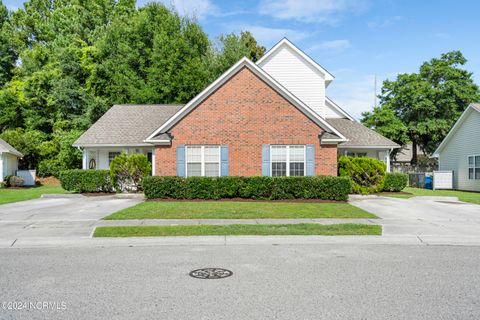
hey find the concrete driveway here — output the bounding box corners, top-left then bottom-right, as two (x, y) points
(351, 196), (480, 242)
(0, 195), (142, 245)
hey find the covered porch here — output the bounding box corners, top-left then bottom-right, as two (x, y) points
(338, 147), (393, 172)
(81, 146), (155, 175)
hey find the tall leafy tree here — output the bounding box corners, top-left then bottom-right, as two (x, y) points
(207, 31), (266, 79)
(0, 0), (265, 173)
(89, 3), (211, 104)
(362, 51), (479, 163)
(0, 1), (17, 86)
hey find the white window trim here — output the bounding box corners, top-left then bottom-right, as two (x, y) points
(108, 151), (121, 165)
(185, 145), (221, 177)
(467, 154), (480, 180)
(270, 145), (306, 177)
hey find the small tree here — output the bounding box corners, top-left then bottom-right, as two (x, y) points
(110, 153), (151, 192)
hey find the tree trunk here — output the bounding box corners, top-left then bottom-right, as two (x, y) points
(411, 140), (418, 165)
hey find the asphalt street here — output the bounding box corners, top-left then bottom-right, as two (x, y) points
(1, 244), (480, 320)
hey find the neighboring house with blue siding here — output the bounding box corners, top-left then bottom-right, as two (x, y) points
(73, 39), (398, 177)
(433, 103), (480, 191)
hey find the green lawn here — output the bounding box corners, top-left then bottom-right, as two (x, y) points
(104, 201), (377, 220)
(94, 223), (382, 237)
(0, 185), (67, 205)
(385, 187), (480, 205)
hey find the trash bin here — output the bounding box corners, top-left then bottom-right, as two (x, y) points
(425, 175), (433, 190)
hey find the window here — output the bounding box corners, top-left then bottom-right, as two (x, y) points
(346, 151), (367, 158)
(186, 146), (220, 177)
(271, 145), (305, 177)
(108, 152), (121, 164)
(468, 155), (480, 180)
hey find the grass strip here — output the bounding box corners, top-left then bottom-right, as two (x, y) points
(104, 201), (377, 220)
(385, 187), (480, 205)
(0, 186), (67, 205)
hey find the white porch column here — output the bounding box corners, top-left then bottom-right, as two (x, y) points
(151, 149), (156, 176)
(386, 149), (391, 172)
(82, 149), (88, 169)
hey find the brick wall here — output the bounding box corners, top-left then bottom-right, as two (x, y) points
(155, 66), (338, 176)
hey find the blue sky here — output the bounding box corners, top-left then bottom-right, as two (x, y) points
(4, 0), (480, 119)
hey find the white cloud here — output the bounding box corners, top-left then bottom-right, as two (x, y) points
(162, 0), (220, 19)
(367, 16), (403, 29)
(259, 0), (369, 24)
(308, 39), (350, 53)
(327, 74), (383, 120)
(228, 25), (310, 48)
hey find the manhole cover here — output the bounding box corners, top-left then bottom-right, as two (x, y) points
(189, 268), (233, 279)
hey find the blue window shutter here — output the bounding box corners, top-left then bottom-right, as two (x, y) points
(220, 145), (229, 176)
(176, 145), (185, 177)
(306, 144), (315, 176)
(262, 144), (270, 176)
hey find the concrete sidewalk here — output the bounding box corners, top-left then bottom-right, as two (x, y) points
(6, 233), (480, 249)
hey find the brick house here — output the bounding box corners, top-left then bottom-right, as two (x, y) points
(74, 39), (399, 177)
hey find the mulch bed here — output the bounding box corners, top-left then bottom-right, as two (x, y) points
(146, 198), (344, 203)
(37, 176), (61, 186)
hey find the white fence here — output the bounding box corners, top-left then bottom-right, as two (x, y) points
(433, 170), (453, 190)
(16, 170), (36, 186)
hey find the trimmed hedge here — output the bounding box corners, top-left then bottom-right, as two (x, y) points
(383, 172), (408, 192)
(142, 176), (352, 201)
(59, 169), (114, 193)
(338, 156), (386, 194)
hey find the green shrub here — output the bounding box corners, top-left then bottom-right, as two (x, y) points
(9, 175), (24, 187)
(37, 159), (63, 178)
(383, 172), (408, 192)
(338, 156), (386, 194)
(110, 153), (151, 192)
(3, 175), (13, 187)
(59, 169), (113, 193)
(4, 175), (24, 187)
(142, 176), (351, 201)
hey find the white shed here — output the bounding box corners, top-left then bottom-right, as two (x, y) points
(0, 138), (23, 182)
(433, 103), (480, 191)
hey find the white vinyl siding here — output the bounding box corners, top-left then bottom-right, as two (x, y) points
(186, 146), (220, 177)
(438, 109), (480, 191)
(270, 145), (305, 177)
(0, 153), (19, 181)
(324, 98), (348, 119)
(467, 155), (480, 180)
(259, 45), (328, 118)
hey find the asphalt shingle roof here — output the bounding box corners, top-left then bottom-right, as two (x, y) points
(0, 138), (23, 157)
(73, 105), (183, 146)
(326, 118), (399, 148)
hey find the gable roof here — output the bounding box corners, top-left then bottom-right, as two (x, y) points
(326, 118), (400, 148)
(433, 103), (480, 157)
(145, 57), (347, 142)
(256, 38), (335, 83)
(0, 138), (23, 157)
(325, 97), (356, 121)
(73, 104), (183, 147)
